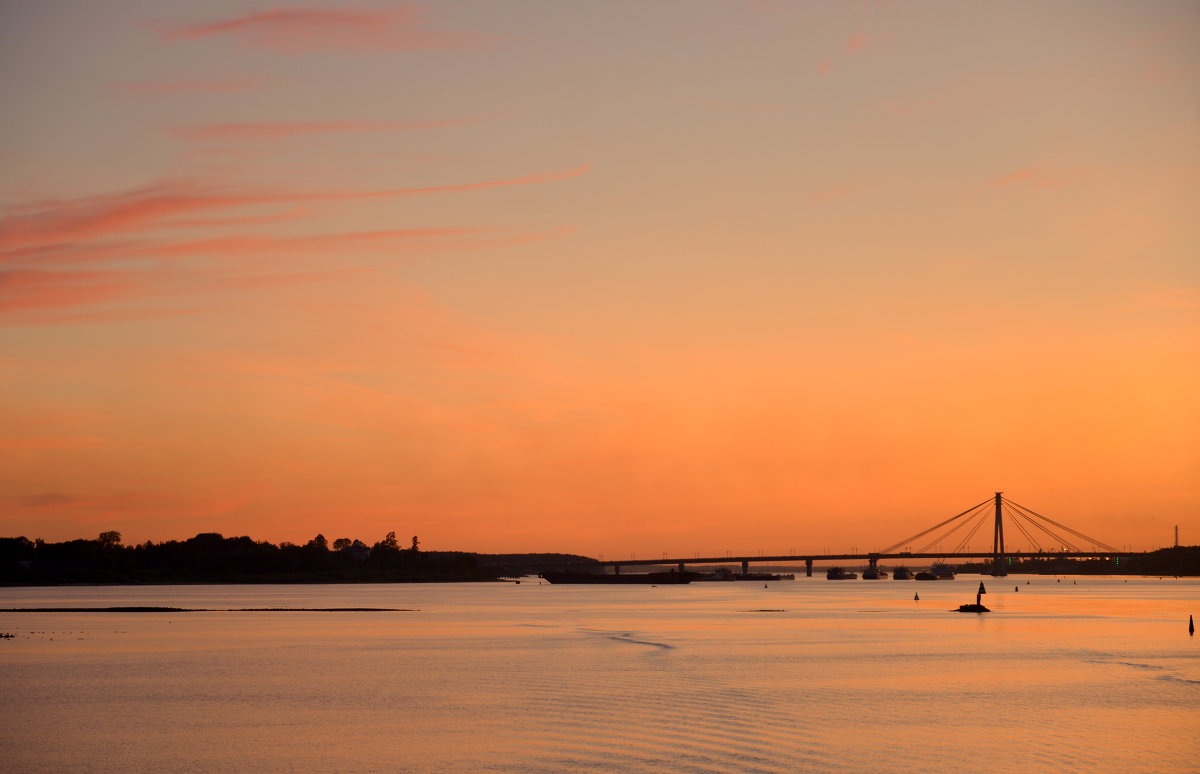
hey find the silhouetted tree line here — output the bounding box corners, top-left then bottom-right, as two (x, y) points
(1005, 546), (1198, 576)
(0, 531), (590, 585)
(946, 546), (1199, 577)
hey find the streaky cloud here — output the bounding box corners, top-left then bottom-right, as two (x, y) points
(160, 5), (484, 52)
(0, 164), (588, 256)
(148, 227), (498, 258)
(174, 117), (478, 142)
(991, 165), (1095, 189)
(113, 77), (265, 96)
(0, 225), (574, 324)
(162, 207), (313, 228)
(1, 268), (136, 312)
(844, 32), (870, 53)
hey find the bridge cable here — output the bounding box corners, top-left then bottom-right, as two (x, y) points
(912, 501), (988, 554)
(1003, 502), (1046, 551)
(1004, 503), (1044, 552)
(931, 506), (986, 553)
(952, 509), (990, 553)
(1010, 508), (1082, 552)
(1002, 497), (1119, 553)
(878, 496), (993, 554)
(1003, 499), (1104, 552)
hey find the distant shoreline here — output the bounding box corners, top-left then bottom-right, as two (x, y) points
(1, 606), (416, 612)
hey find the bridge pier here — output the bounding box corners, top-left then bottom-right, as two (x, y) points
(741, 559), (749, 575)
(805, 558), (813, 577)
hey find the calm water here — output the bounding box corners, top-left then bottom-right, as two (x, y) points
(2, 576), (1196, 773)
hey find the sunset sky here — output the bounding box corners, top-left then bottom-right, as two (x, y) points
(2, 1), (1197, 556)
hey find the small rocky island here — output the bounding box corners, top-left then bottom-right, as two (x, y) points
(957, 581), (991, 613)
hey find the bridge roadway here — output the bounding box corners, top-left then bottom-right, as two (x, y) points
(601, 551), (1134, 577)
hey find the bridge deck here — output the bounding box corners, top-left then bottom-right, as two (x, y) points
(603, 551), (1133, 569)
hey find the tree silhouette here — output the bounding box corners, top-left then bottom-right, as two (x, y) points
(98, 530), (122, 548)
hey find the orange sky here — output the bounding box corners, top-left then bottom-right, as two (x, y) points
(1, 2), (1197, 556)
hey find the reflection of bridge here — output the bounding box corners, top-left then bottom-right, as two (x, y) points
(604, 493), (1136, 578)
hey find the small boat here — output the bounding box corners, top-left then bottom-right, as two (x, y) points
(914, 571), (938, 581)
(693, 568), (736, 581)
(735, 572), (784, 581)
(892, 567), (915, 580)
(861, 568), (889, 580)
(540, 570), (695, 584)
(826, 567), (857, 580)
(931, 564), (956, 580)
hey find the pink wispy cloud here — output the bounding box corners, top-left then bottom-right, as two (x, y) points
(0, 268), (171, 317)
(113, 77), (265, 97)
(818, 30), (876, 76)
(162, 207), (313, 229)
(991, 165), (1095, 189)
(992, 168), (1046, 187)
(174, 117), (477, 142)
(148, 227), (496, 259)
(0, 186), (271, 254)
(160, 5), (483, 52)
(0, 163), (586, 323)
(1, 226), (577, 325)
(0, 261), (388, 325)
(0, 164), (589, 256)
(1, 259), (374, 323)
(844, 32), (870, 52)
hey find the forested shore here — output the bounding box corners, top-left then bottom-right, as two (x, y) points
(0, 531), (597, 585)
(975, 546), (1199, 577)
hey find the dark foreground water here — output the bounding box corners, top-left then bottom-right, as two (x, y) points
(2, 576), (1196, 773)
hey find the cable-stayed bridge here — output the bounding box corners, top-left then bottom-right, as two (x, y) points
(598, 493), (1133, 577)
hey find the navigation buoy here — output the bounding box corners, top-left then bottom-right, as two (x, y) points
(1014, 586), (1019, 592)
(956, 580), (991, 612)
(1190, 615), (1194, 636)
(914, 593), (919, 601)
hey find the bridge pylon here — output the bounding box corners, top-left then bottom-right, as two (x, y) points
(992, 491), (1007, 576)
